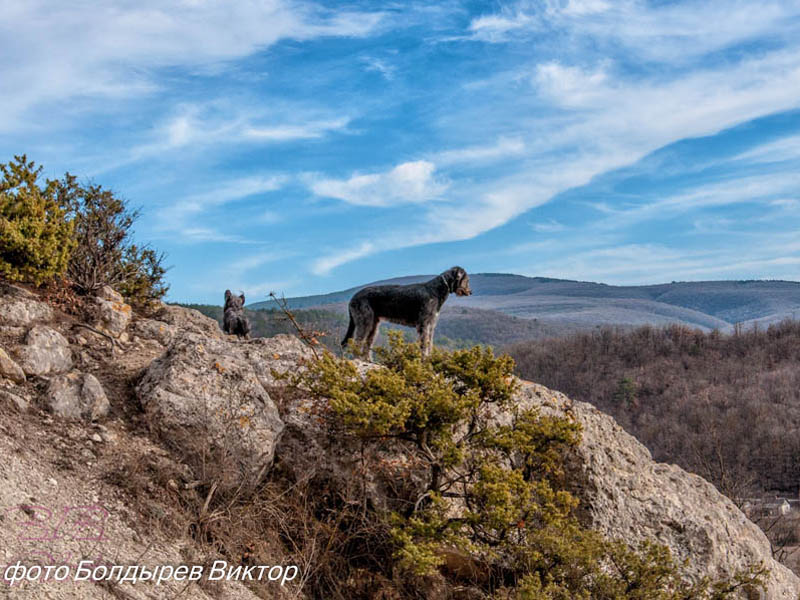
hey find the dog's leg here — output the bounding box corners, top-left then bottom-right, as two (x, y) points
(352, 302), (374, 358)
(364, 319), (380, 361)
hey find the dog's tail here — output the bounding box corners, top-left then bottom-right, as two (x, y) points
(342, 311), (355, 348)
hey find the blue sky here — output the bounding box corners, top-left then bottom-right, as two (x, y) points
(2, 0), (800, 304)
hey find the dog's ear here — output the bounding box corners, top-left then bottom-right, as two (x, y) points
(239, 293), (245, 304)
(225, 290), (232, 300)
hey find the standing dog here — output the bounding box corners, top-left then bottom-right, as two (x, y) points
(342, 266), (472, 357)
(223, 290), (251, 338)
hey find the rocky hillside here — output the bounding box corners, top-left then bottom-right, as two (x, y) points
(0, 281), (798, 598)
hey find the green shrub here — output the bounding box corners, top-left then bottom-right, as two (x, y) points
(293, 333), (767, 598)
(0, 155), (75, 285)
(59, 174), (169, 307)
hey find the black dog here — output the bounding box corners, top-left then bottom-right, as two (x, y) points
(223, 290), (251, 338)
(342, 266), (472, 357)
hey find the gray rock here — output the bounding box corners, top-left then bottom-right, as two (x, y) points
(0, 387), (30, 412)
(94, 295), (132, 337)
(17, 326), (72, 376)
(0, 347), (25, 384)
(97, 285), (124, 304)
(45, 371), (110, 420)
(274, 368), (800, 599)
(153, 303), (223, 339)
(0, 283), (53, 326)
(136, 331), (285, 491)
(130, 318), (178, 346)
(517, 382), (800, 599)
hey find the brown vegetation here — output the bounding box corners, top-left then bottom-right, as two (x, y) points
(507, 320), (800, 502)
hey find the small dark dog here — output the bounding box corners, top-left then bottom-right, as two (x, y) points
(342, 266), (472, 357)
(223, 290), (251, 338)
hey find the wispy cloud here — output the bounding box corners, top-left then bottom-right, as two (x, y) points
(434, 137), (526, 166)
(0, 1), (383, 132)
(311, 161), (448, 207)
(312, 242), (376, 275)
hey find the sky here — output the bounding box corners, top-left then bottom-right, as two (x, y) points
(2, 0), (800, 304)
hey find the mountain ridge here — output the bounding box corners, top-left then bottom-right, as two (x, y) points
(247, 274), (800, 332)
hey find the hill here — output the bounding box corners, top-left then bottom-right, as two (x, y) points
(0, 281), (797, 598)
(244, 274), (800, 344)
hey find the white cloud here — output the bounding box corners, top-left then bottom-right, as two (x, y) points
(312, 242), (375, 275)
(0, 0), (383, 132)
(152, 175), (286, 244)
(434, 136), (526, 166)
(468, 12), (538, 42)
(311, 161), (448, 207)
(243, 118), (351, 141)
(734, 134), (800, 164)
(531, 219), (565, 233)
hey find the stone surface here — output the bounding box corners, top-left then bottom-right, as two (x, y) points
(94, 287), (132, 337)
(0, 386), (30, 412)
(97, 284), (124, 303)
(16, 325), (72, 376)
(0, 283), (53, 326)
(45, 371), (110, 420)
(0, 346), (25, 383)
(136, 331), (286, 490)
(517, 382), (800, 600)
(153, 303), (223, 338)
(130, 318), (178, 346)
(273, 367), (800, 599)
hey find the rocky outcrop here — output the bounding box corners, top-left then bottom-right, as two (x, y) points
(152, 302), (223, 339)
(514, 381), (800, 599)
(16, 325), (72, 376)
(272, 357), (800, 599)
(0, 282), (53, 326)
(94, 285), (132, 338)
(0, 385), (30, 412)
(136, 331), (287, 491)
(131, 317), (178, 346)
(0, 346), (25, 383)
(45, 371), (110, 420)
(0, 280), (797, 598)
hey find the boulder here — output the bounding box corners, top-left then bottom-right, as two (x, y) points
(94, 294), (132, 338)
(97, 285), (124, 303)
(0, 282), (53, 326)
(0, 346), (25, 384)
(16, 326), (72, 376)
(136, 331), (285, 491)
(130, 318), (178, 346)
(519, 382), (799, 599)
(153, 303), (223, 339)
(0, 386), (30, 412)
(45, 371), (110, 420)
(274, 372), (800, 599)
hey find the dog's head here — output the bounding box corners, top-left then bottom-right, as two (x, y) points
(224, 289), (245, 311)
(445, 266), (472, 297)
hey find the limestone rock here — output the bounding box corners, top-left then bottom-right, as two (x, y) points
(97, 285), (124, 303)
(95, 297), (132, 337)
(0, 347), (25, 383)
(517, 382), (800, 599)
(273, 370), (800, 599)
(0, 282), (53, 326)
(0, 386), (30, 412)
(17, 325), (72, 376)
(45, 371), (110, 420)
(153, 303), (223, 339)
(136, 331), (284, 491)
(130, 318), (178, 346)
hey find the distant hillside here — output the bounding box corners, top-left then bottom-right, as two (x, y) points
(183, 302), (574, 350)
(247, 274), (800, 334)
